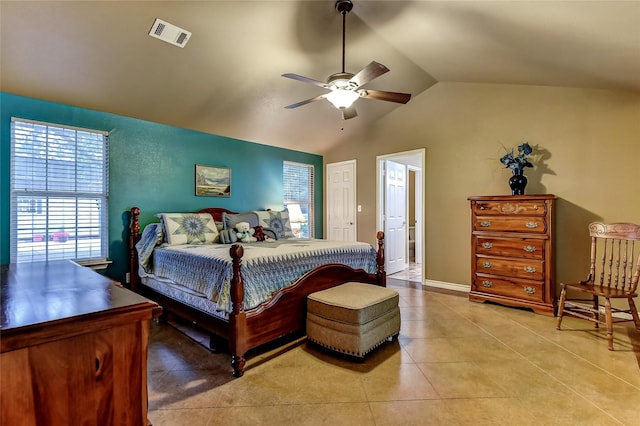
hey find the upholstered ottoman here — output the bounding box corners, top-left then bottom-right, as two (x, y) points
(306, 282), (401, 358)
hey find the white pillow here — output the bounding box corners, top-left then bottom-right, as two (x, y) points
(156, 213), (219, 245)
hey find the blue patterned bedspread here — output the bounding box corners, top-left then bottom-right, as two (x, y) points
(136, 224), (377, 313)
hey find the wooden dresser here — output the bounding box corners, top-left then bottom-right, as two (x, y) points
(468, 195), (556, 316)
(1, 260), (161, 426)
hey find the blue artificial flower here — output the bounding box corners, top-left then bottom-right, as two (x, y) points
(500, 141), (534, 171)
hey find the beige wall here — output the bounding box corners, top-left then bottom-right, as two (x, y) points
(323, 82), (640, 289)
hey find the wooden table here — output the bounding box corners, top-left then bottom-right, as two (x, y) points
(1, 260), (161, 426)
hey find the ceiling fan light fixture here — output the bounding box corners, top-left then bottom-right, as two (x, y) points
(325, 89), (360, 110)
(327, 73), (356, 89)
(282, 0), (411, 119)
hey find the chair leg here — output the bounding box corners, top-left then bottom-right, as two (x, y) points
(629, 298), (640, 330)
(604, 298), (614, 351)
(592, 294), (600, 328)
(556, 286), (567, 329)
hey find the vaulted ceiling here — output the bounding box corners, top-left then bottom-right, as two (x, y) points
(2, 1), (639, 154)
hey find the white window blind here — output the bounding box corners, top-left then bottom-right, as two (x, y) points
(10, 118), (109, 263)
(283, 161), (314, 238)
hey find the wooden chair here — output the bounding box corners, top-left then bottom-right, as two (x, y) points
(556, 222), (640, 350)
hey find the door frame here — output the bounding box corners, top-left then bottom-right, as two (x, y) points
(376, 149), (425, 281)
(408, 165), (423, 264)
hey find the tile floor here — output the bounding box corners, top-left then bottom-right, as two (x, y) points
(388, 262), (422, 283)
(147, 278), (640, 426)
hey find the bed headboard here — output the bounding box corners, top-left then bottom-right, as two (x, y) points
(194, 207), (238, 223)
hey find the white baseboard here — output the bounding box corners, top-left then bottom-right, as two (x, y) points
(423, 279), (469, 293)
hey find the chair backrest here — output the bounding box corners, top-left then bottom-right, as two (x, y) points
(588, 222), (640, 294)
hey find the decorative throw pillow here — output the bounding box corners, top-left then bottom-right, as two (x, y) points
(254, 210), (294, 239)
(218, 229), (238, 244)
(157, 213), (218, 245)
(279, 209), (295, 239)
(222, 211), (259, 230)
(252, 210), (272, 228)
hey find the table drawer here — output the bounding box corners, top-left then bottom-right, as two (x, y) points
(476, 257), (544, 280)
(474, 216), (547, 233)
(474, 275), (544, 302)
(473, 200), (547, 216)
(476, 237), (544, 259)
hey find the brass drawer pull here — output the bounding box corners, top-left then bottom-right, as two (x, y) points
(482, 242), (493, 249)
(524, 287), (536, 295)
(524, 266), (536, 273)
(482, 280), (493, 288)
(482, 261), (492, 268)
(525, 222), (538, 228)
(480, 221), (491, 227)
(523, 245), (536, 253)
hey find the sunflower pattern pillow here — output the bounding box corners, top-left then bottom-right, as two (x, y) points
(157, 213), (219, 245)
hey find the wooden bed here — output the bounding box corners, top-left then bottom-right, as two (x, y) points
(128, 207), (386, 377)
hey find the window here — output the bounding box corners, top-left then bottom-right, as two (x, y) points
(10, 118), (109, 264)
(283, 161), (314, 238)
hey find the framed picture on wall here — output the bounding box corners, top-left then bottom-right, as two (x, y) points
(195, 164), (231, 197)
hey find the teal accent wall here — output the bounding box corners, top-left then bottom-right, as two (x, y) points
(0, 93), (324, 283)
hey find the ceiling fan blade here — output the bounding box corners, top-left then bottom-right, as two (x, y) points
(282, 73), (329, 88)
(359, 89), (411, 104)
(284, 95), (326, 109)
(341, 107), (358, 120)
(349, 61), (389, 88)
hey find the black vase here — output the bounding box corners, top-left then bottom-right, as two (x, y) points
(509, 168), (527, 195)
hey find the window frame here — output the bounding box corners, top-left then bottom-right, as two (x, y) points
(9, 117), (110, 265)
(283, 161), (314, 239)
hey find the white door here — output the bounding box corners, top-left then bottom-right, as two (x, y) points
(326, 160), (356, 241)
(384, 160), (407, 275)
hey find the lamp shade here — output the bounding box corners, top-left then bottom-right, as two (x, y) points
(287, 204), (306, 223)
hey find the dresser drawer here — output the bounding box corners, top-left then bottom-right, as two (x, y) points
(474, 276), (544, 302)
(476, 237), (544, 259)
(475, 256), (544, 280)
(474, 216), (547, 233)
(473, 200), (547, 216)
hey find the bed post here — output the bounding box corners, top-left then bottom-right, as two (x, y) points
(376, 231), (386, 287)
(229, 243), (248, 377)
(129, 207), (141, 292)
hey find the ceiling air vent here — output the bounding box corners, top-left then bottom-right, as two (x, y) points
(148, 18), (191, 48)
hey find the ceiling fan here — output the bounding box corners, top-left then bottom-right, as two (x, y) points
(282, 0), (411, 120)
